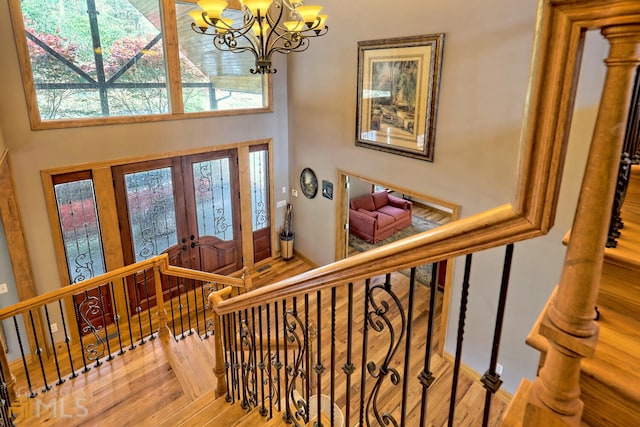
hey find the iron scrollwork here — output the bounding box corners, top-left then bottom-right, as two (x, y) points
(240, 320), (258, 410)
(78, 294), (106, 362)
(365, 282), (406, 427)
(283, 309), (309, 426)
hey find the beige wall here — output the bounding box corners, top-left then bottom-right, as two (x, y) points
(0, 1), (291, 292)
(286, 0), (608, 394)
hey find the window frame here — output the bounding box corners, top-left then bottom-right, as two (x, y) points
(8, 0), (273, 130)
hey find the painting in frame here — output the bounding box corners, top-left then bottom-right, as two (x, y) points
(356, 34), (444, 162)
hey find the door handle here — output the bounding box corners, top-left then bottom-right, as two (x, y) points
(191, 242), (197, 248)
(190, 235), (195, 240)
(182, 245), (187, 251)
(181, 237), (187, 243)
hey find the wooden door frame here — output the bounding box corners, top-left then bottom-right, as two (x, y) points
(336, 169), (460, 358)
(42, 139), (274, 288)
(0, 150), (48, 357)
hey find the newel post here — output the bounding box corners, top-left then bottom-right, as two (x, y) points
(209, 287), (233, 399)
(526, 25), (640, 426)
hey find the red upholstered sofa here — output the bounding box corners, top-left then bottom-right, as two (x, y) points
(349, 191), (413, 243)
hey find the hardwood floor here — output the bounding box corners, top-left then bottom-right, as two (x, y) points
(11, 255), (507, 426)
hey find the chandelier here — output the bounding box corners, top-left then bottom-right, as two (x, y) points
(190, 0), (328, 74)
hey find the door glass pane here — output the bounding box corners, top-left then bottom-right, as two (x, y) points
(192, 158), (234, 241)
(250, 149), (269, 231)
(54, 178), (106, 283)
(124, 168), (178, 262)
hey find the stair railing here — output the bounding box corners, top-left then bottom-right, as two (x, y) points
(0, 253), (249, 418)
(209, 1), (640, 426)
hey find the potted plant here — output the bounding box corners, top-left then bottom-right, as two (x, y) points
(280, 203), (294, 260)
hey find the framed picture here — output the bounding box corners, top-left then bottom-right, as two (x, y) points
(356, 34), (445, 162)
(322, 180), (333, 200)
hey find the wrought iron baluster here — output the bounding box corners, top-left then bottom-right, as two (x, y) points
(283, 297), (309, 426)
(193, 279), (200, 336)
(202, 282), (211, 338)
(14, 316), (36, 397)
(343, 282), (355, 427)
(364, 275), (406, 427)
(258, 306), (267, 416)
(43, 305), (64, 386)
(77, 290), (105, 367)
(97, 285), (114, 361)
(281, 300), (288, 421)
(72, 297), (90, 373)
(449, 254), (473, 426)
(419, 262), (440, 427)
(233, 311), (242, 404)
(330, 286), (337, 427)
(142, 270), (155, 340)
(481, 244), (514, 427)
(274, 301), (282, 413)
(108, 281), (125, 355)
(359, 278), (371, 427)
(266, 303), (274, 418)
(121, 278), (136, 350)
(401, 268), (417, 426)
(28, 310), (51, 392)
(304, 294), (310, 424)
(167, 276), (178, 338)
(240, 309), (258, 410)
(185, 279), (193, 336)
(221, 313), (232, 403)
(58, 300), (78, 379)
(132, 272), (146, 345)
(315, 290), (323, 427)
(177, 278), (186, 339)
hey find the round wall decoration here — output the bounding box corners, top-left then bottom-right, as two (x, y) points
(300, 167), (318, 199)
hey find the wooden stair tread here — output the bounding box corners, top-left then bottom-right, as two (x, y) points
(157, 389), (222, 427)
(201, 402), (249, 426)
(160, 331), (218, 402)
(526, 291), (640, 408)
(230, 407), (269, 426)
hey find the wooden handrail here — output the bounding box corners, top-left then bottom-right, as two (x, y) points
(213, 204), (540, 314)
(0, 253), (247, 320)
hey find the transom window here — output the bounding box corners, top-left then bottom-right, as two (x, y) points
(10, 0), (270, 129)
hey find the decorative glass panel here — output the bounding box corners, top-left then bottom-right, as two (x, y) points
(54, 178), (106, 283)
(124, 168), (178, 262)
(192, 158), (234, 240)
(20, 0), (168, 119)
(176, 3), (267, 112)
(250, 149), (269, 231)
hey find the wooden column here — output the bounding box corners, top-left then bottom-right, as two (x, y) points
(526, 25), (640, 426)
(210, 287), (233, 398)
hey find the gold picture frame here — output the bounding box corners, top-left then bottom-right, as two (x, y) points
(356, 34), (445, 162)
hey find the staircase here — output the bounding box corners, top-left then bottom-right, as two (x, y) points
(526, 166), (640, 426)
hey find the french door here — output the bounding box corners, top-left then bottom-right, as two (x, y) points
(113, 150), (243, 313)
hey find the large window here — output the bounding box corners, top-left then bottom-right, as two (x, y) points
(10, 0), (270, 128)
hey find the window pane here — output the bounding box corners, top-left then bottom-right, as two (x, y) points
(124, 168), (178, 262)
(192, 158), (234, 241)
(250, 149), (269, 231)
(176, 4), (267, 112)
(54, 178), (106, 283)
(20, 0), (168, 119)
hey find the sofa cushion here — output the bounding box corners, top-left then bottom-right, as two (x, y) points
(350, 195), (375, 212)
(376, 212), (395, 228)
(371, 191), (390, 210)
(378, 204), (411, 221)
(358, 208), (378, 218)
